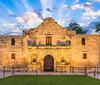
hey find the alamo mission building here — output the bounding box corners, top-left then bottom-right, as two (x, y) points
(0, 17), (100, 72)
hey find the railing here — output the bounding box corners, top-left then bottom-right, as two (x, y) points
(28, 44), (71, 46)
(0, 66), (100, 78)
(28, 45), (70, 49)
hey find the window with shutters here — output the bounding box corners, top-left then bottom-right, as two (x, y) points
(65, 40), (71, 46)
(57, 40), (61, 45)
(46, 36), (52, 45)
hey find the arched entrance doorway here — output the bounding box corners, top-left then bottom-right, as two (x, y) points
(44, 55), (54, 72)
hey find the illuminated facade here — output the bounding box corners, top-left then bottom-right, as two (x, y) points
(0, 17), (100, 71)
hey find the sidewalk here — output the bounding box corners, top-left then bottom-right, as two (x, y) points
(88, 73), (100, 79)
(0, 71), (100, 79)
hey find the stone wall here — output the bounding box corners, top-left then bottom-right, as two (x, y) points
(0, 17), (100, 69)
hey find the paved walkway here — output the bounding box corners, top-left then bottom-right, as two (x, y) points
(0, 71), (100, 79)
(88, 73), (100, 79)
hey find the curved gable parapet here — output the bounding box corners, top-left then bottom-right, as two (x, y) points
(23, 17), (76, 37)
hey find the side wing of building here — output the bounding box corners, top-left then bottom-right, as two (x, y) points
(71, 34), (100, 66)
(0, 35), (23, 67)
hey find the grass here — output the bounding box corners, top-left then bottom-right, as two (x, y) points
(0, 75), (100, 85)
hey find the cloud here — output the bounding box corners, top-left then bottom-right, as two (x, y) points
(79, 20), (92, 27)
(80, 10), (100, 27)
(8, 14), (18, 17)
(83, 10), (100, 18)
(16, 11), (43, 27)
(94, 0), (100, 2)
(40, 0), (54, 18)
(0, 21), (16, 28)
(71, 2), (93, 11)
(8, 10), (18, 17)
(81, 17), (91, 20)
(0, 22), (22, 35)
(40, 0), (53, 8)
(0, 2), (16, 17)
(21, 0), (33, 11)
(58, 20), (66, 26)
(91, 29), (100, 34)
(0, 2), (11, 13)
(57, 18), (73, 26)
(57, 0), (69, 19)
(0, 2), (19, 24)
(75, 0), (79, 3)
(33, 10), (44, 20)
(45, 4), (68, 13)
(52, 7), (58, 10)
(46, 8), (55, 12)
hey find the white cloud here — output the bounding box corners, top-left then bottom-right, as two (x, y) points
(0, 2), (15, 15)
(40, 0), (53, 8)
(58, 20), (66, 26)
(71, 4), (84, 10)
(0, 22), (22, 35)
(83, 10), (100, 18)
(91, 29), (100, 34)
(63, 4), (68, 8)
(57, 0), (69, 19)
(21, 0), (33, 11)
(79, 21), (92, 27)
(81, 17), (91, 20)
(74, 0), (79, 3)
(16, 11), (43, 27)
(66, 18), (73, 22)
(94, 0), (100, 2)
(71, 2), (93, 11)
(0, 22), (16, 28)
(2, 23), (16, 28)
(80, 10), (100, 26)
(40, 0), (53, 18)
(91, 29), (96, 34)
(57, 18), (72, 26)
(80, 10), (100, 27)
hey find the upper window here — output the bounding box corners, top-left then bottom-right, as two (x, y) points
(56, 40), (71, 46)
(69, 41), (71, 45)
(11, 38), (15, 45)
(28, 40), (36, 46)
(83, 53), (87, 59)
(82, 38), (85, 45)
(65, 40), (71, 46)
(57, 40), (61, 45)
(33, 40), (36, 46)
(46, 36), (52, 45)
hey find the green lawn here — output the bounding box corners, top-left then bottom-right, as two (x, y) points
(0, 75), (100, 85)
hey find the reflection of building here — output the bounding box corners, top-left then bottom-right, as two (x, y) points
(0, 17), (100, 71)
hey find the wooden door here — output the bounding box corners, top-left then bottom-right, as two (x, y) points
(44, 55), (54, 71)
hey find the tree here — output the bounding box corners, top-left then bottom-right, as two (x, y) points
(95, 22), (100, 33)
(67, 22), (88, 34)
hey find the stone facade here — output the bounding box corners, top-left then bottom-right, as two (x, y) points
(0, 17), (100, 71)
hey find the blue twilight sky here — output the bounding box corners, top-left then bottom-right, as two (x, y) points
(0, 0), (100, 35)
